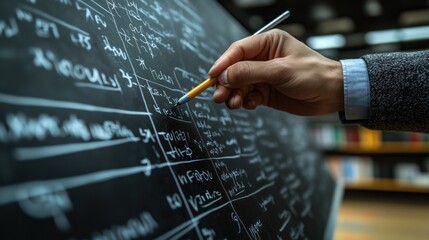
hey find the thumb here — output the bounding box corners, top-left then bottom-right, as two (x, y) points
(217, 59), (283, 88)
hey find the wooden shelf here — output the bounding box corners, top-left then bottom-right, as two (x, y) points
(325, 143), (429, 154)
(345, 179), (429, 193)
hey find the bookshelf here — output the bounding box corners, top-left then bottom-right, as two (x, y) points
(327, 143), (429, 154)
(311, 123), (429, 193)
(345, 179), (429, 193)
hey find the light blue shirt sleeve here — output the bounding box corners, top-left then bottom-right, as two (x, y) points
(340, 59), (370, 121)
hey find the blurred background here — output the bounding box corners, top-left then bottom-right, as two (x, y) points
(217, 1), (429, 239)
(217, 0), (429, 59)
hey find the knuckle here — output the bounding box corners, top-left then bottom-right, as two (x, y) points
(281, 30), (291, 38)
(230, 40), (246, 57)
(268, 29), (289, 38)
(229, 40), (243, 53)
(271, 29), (283, 35)
(230, 40), (240, 48)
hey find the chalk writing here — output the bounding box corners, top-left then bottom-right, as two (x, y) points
(201, 227), (216, 240)
(177, 169), (213, 185)
(30, 47), (121, 91)
(102, 35), (127, 60)
(278, 210), (292, 232)
(75, 0), (107, 29)
(0, 112), (136, 143)
(18, 186), (72, 231)
(187, 189), (222, 212)
(231, 212), (242, 233)
(166, 193), (182, 210)
(0, 1), (335, 239)
(92, 212), (158, 240)
(0, 17), (19, 38)
(259, 194), (275, 212)
(248, 219), (263, 240)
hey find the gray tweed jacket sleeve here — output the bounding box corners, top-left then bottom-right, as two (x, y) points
(361, 50), (429, 132)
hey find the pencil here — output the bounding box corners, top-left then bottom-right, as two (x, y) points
(173, 10), (290, 108)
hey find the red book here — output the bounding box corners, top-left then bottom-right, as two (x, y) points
(345, 126), (360, 146)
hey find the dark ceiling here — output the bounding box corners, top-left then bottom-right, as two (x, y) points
(217, 0), (429, 59)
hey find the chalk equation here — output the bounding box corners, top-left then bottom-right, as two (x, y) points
(0, 0), (337, 239)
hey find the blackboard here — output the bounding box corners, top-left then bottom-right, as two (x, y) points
(0, 0), (341, 239)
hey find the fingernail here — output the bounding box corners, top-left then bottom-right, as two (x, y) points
(213, 90), (219, 99)
(218, 70), (228, 85)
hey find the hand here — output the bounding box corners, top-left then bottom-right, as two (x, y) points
(209, 29), (344, 116)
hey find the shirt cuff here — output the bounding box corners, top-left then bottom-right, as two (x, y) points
(339, 59), (370, 123)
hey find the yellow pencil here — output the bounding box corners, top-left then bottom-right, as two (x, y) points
(173, 77), (218, 107)
(173, 10), (290, 108)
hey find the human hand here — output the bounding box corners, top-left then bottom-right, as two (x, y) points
(209, 29), (344, 116)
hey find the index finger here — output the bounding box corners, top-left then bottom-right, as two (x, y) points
(208, 32), (270, 77)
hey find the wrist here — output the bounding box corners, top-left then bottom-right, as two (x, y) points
(324, 59), (344, 113)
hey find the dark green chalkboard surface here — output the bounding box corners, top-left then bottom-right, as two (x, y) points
(0, 0), (341, 239)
